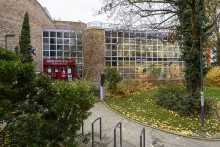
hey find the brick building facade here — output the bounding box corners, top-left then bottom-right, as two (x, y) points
(0, 0), (57, 71)
(0, 0), (184, 83)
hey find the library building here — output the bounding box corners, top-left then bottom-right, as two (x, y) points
(0, 0), (185, 83)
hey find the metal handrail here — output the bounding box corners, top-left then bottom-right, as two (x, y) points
(92, 117), (102, 147)
(114, 122), (122, 147)
(81, 118), (84, 138)
(140, 128), (145, 147)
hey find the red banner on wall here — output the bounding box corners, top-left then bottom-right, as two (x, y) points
(43, 59), (75, 66)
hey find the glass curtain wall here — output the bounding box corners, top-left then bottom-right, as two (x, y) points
(42, 29), (83, 77)
(104, 30), (185, 79)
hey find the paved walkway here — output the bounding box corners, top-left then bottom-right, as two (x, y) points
(81, 102), (220, 147)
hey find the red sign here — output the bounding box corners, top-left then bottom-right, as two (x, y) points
(43, 59), (75, 66)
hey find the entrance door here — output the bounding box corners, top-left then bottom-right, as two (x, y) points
(46, 66), (52, 78)
(61, 66), (74, 81)
(44, 65), (74, 81)
(52, 66), (59, 80)
(67, 66), (73, 81)
(61, 66), (67, 81)
(43, 59), (76, 81)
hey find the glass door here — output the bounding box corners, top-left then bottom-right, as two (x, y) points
(61, 66), (67, 81)
(67, 66), (73, 81)
(46, 66), (52, 78)
(52, 66), (59, 80)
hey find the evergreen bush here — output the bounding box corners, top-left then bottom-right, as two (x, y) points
(0, 47), (95, 146)
(0, 48), (19, 61)
(154, 82), (213, 116)
(104, 66), (122, 93)
(7, 79), (95, 146)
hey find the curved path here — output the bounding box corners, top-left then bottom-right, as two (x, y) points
(82, 102), (220, 147)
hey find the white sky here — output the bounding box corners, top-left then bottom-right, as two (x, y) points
(37, 0), (111, 23)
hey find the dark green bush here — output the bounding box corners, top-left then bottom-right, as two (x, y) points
(0, 47), (95, 146)
(6, 79), (95, 146)
(104, 66), (122, 93)
(154, 82), (214, 116)
(0, 47), (36, 121)
(0, 47), (19, 61)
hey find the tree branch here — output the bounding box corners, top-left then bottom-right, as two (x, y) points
(154, 14), (176, 28)
(128, 0), (177, 4)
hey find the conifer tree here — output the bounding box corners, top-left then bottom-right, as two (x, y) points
(19, 12), (33, 63)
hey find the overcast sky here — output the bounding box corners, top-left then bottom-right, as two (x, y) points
(37, 0), (111, 23)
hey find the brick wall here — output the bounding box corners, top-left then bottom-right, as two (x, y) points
(0, 0), (56, 72)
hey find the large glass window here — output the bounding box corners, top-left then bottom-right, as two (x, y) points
(57, 45), (63, 51)
(64, 39), (69, 45)
(43, 29), (84, 78)
(64, 32), (69, 38)
(43, 51), (49, 58)
(50, 45), (56, 50)
(43, 38), (49, 44)
(43, 31), (49, 37)
(50, 51), (56, 57)
(57, 32), (63, 38)
(43, 44), (49, 50)
(50, 38), (56, 44)
(50, 32), (56, 37)
(70, 45), (76, 51)
(64, 45), (69, 51)
(57, 51), (63, 58)
(57, 38), (63, 44)
(104, 30), (183, 79)
(77, 38), (82, 45)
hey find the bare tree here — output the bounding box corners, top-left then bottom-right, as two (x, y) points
(99, 0), (181, 30)
(99, 0), (220, 33)
(99, 0), (220, 114)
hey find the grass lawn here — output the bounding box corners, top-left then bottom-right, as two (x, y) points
(104, 87), (220, 138)
(205, 87), (220, 101)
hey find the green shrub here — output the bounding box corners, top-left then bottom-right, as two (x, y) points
(0, 47), (95, 146)
(104, 66), (122, 93)
(0, 47), (19, 61)
(0, 48), (36, 121)
(1, 76), (95, 146)
(46, 80), (95, 146)
(154, 82), (214, 116)
(154, 83), (189, 115)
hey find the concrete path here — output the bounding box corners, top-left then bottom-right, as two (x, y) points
(80, 102), (220, 147)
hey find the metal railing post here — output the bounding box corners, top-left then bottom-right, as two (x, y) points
(114, 122), (122, 147)
(92, 117), (102, 147)
(82, 117), (84, 138)
(140, 128), (145, 147)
